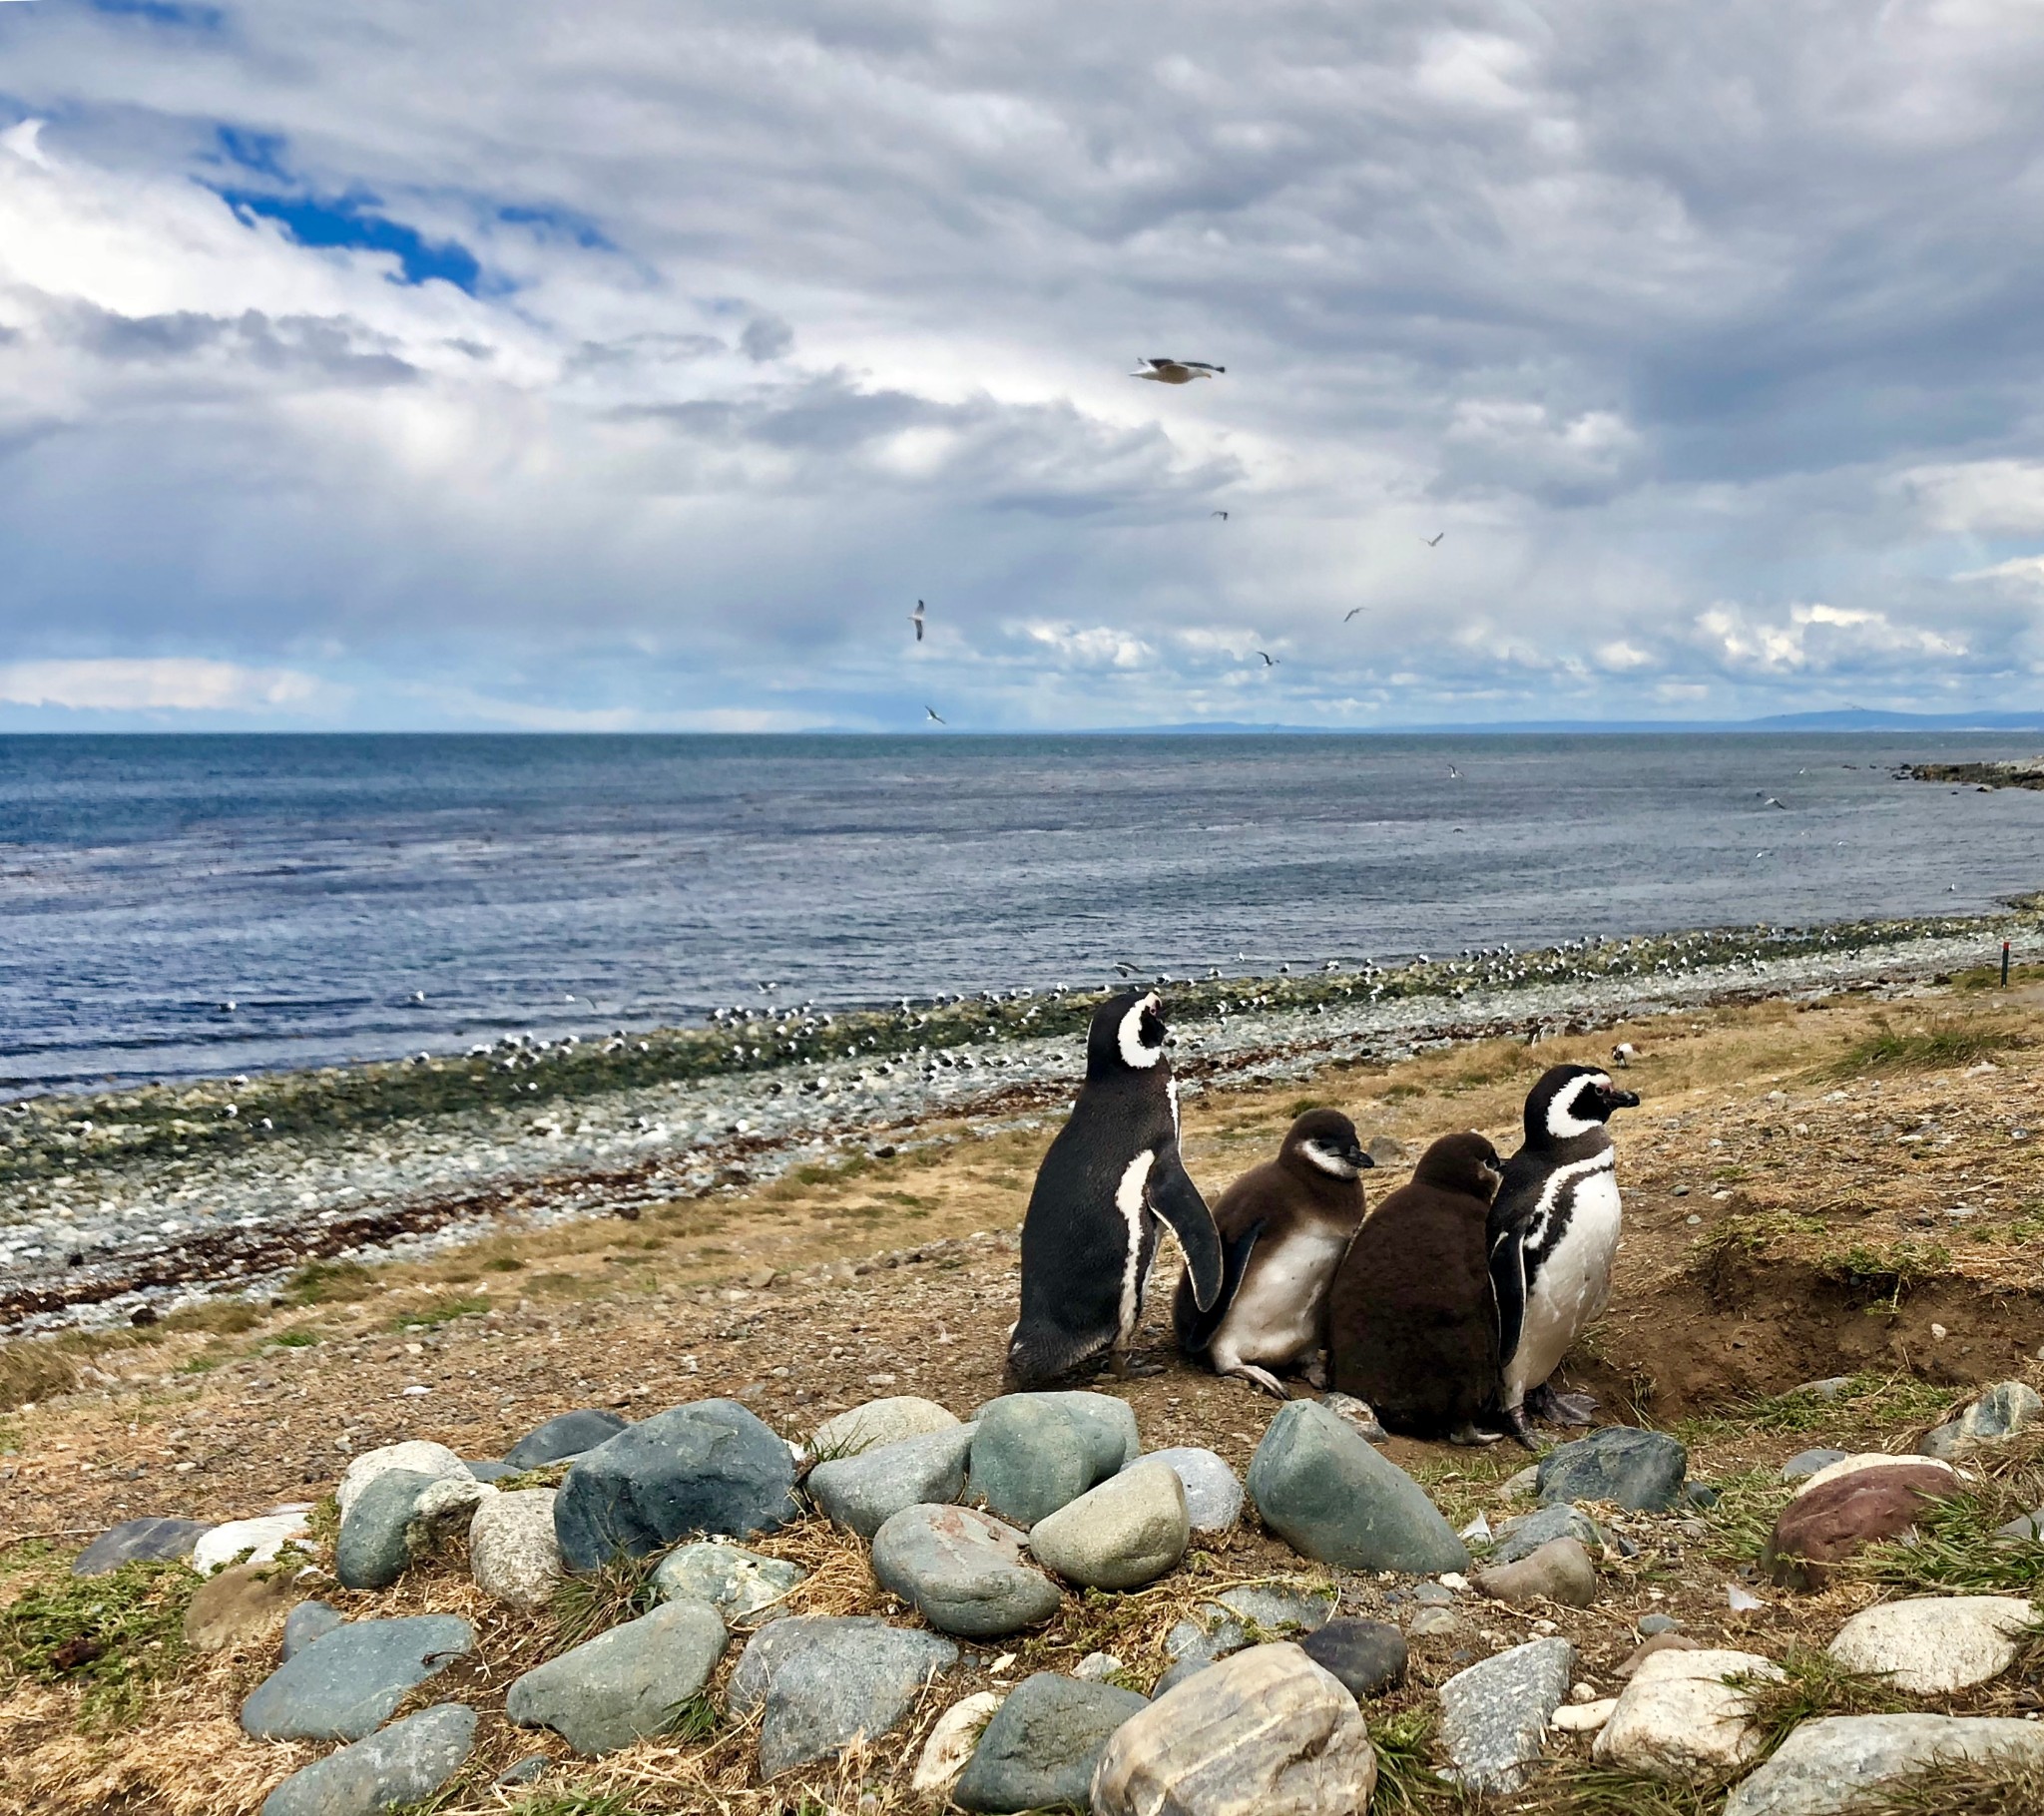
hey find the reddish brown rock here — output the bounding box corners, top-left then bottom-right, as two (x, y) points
(1764, 1463), (1957, 1590)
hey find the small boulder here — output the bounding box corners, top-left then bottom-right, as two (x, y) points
(1919, 1381), (2044, 1461)
(1723, 1713), (2044, 1816)
(1593, 1646), (1779, 1780)
(653, 1541), (805, 1627)
(281, 1600), (343, 1661)
(1537, 1428), (1688, 1513)
(968, 1396), (1127, 1528)
(184, 1562), (299, 1651)
(1299, 1618), (1406, 1698)
(468, 1489), (562, 1610)
(1092, 1643), (1375, 1816)
(1794, 1452), (1955, 1499)
(1437, 1636), (1574, 1794)
(913, 1691), (1004, 1803)
(1475, 1537), (1599, 1607)
(1489, 1502), (1602, 1565)
(1164, 1583), (1339, 1676)
(807, 1425), (975, 1539)
(336, 1468), (440, 1591)
(505, 1595), (727, 1756)
(1144, 1447), (1245, 1537)
(337, 1442), (469, 1518)
(259, 1702), (476, 1816)
(553, 1398), (799, 1571)
(1246, 1400), (1469, 1574)
(971, 1390), (1139, 1467)
(73, 1517), (213, 1578)
(871, 1505), (1062, 1637)
(1765, 1459), (1958, 1590)
(810, 1395), (960, 1458)
(503, 1408), (629, 1470)
(1027, 1458), (1190, 1589)
(1781, 1448), (1851, 1483)
(1826, 1594), (2032, 1694)
(193, 1508), (312, 1577)
(241, 1614), (474, 1742)
(954, 1671), (1148, 1812)
(727, 1615), (960, 1779)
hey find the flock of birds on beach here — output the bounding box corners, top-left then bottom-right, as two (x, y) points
(913, 358), (1446, 728)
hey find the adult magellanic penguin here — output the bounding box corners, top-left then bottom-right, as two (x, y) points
(1173, 1109), (1372, 1398)
(1004, 990), (1224, 1390)
(1325, 1131), (1506, 1444)
(1489, 1064), (1641, 1446)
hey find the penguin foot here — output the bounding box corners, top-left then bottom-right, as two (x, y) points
(1448, 1423), (1506, 1447)
(1528, 1384), (1599, 1426)
(1113, 1351), (1167, 1380)
(1503, 1405), (1542, 1451)
(1227, 1365), (1292, 1400)
(1300, 1355), (1330, 1390)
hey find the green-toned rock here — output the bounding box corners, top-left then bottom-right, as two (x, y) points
(1247, 1401), (1468, 1574)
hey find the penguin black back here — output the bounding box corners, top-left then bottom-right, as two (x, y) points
(1005, 990), (1223, 1389)
(1326, 1130), (1503, 1442)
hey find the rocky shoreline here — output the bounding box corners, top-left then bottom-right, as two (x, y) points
(2, 906), (2034, 1336)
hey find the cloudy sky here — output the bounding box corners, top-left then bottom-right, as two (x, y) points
(2, 0), (2042, 731)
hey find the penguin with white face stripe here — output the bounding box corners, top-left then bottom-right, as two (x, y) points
(1488, 1064), (1641, 1447)
(1005, 990), (1224, 1390)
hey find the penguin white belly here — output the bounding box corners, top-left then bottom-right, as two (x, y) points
(1506, 1168), (1622, 1403)
(1213, 1225), (1348, 1367)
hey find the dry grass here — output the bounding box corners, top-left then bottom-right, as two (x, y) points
(0, 1343), (77, 1415)
(1840, 1756), (2044, 1814)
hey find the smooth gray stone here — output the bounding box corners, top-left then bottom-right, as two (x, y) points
(1994, 1508), (2044, 1542)
(505, 1596), (727, 1756)
(726, 1615), (959, 1778)
(1537, 1427), (1688, 1513)
(504, 1408), (629, 1470)
(968, 1397), (1126, 1529)
(335, 1468), (439, 1591)
(259, 1702), (475, 1816)
(1639, 1612), (1682, 1636)
(495, 1755), (550, 1787)
(653, 1542), (805, 1625)
(1247, 1400), (1469, 1574)
(280, 1600), (344, 1661)
(1437, 1636), (1574, 1793)
(240, 1615), (474, 1742)
(871, 1504), (1062, 1638)
(807, 1425), (976, 1539)
(73, 1516), (213, 1578)
(1144, 1447), (1245, 1536)
(1781, 1448), (1851, 1483)
(465, 1460), (520, 1484)
(553, 1398), (798, 1571)
(1151, 1654), (1211, 1696)
(1920, 1381), (2044, 1461)
(970, 1391), (1139, 1470)
(1299, 1618), (1407, 1698)
(1489, 1503), (1603, 1566)
(1723, 1713), (2044, 1816)
(953, 1672), (1148, 1812)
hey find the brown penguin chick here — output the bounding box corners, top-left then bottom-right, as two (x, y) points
(1326, 1130), (1505, 1445)
(1173, 1109), (1373, 1398)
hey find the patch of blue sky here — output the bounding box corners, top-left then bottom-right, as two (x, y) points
(496, 204), (614, 252)
(88, 0), (227, 29)
(211, 125), (288, 181)
(217, 188), (483, 292)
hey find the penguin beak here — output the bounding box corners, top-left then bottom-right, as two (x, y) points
(1348, 1145), (1375, 1170)
(1602, 1086), (1641, 1113)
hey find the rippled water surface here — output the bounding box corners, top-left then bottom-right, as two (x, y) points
(4, 731), (2041, 1089)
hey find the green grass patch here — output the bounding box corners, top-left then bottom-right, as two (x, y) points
(500, 1795), (659, 1816)
(284, 1259), (376, 1306)
(1695, 1465), (1793, 1566)
(483, 1254), (526, 1272)
(0, 1338), (80, 1411)
(1730, 1647), (1910, 1757)
(394, 1295), (490, 1329)
(1815, 1240), (1952, 1310)
(1691, 1210), (1828, 1271)
(1678, 1372), (1967, 1446)
(666, 1691), (721, 1744)
(1828, 1014), (2028, 1077)
(553, 1553), (660, 1652)
(1518, 1764), (1726, 1815)
(1368, 1707), (1472, 1813)
(1835, 1755), (2044, 1814)
(267, 1329), (319, 1349)
(1854, 1493), (2044, 1594)
(0, 1558), (198, 1728)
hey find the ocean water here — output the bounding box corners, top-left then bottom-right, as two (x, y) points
(2, 731), (2041, 1093)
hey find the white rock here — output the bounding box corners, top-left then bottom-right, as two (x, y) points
(337, 1441), (471, 1516)
(1075, 1651), (1126, 1682)
(413, 1475), (495, 1524)
(911, 1690), (1003, 1802)
(1724, 1714), (2044, 1816)
(1551, 1698), (1617, 1732)
(810, 1396), (959, 1458)
(1791, 1452), (1956, 1502)
(1092, 1643), (1376, 1816)
(191, 1506), (311, 1577)
(1593, 1647), (1780, 1780)
(1826, 1594), (2032, 1694)
(469, 1489), (563, 1609)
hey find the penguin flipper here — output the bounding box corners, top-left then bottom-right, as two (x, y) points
(1489, 1226), (1528, 1373)
(1148, 1145), (1225, 1310)
(1177, 1217), (1266, 1357)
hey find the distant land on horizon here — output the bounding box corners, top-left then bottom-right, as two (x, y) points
(1085, 707), (2044, 735)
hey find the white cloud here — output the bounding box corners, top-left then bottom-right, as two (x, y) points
(1957, 555), (2044, 592)
(0, 658), (331, 711)
(1693, 602), (1966, 675)
(1898, 461), (2044, 534)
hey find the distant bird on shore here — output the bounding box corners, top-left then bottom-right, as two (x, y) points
(1764, 797), (1787, 809)
(1212, 511), (1229, 521)
(910, 601), (925, 643)
(1423, 532), (1446, 547)
(1132, 357), (1224, 384)
(1343, 607), (1365, 622)
(925, 705), (946, 724)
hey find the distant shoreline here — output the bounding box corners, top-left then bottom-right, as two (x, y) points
(2, 902), (2034, 1336)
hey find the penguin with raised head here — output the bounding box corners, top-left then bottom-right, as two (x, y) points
(1489, 1064), (1640, 1446)
(1325, 1131), (1506, 1443)
(1004, 990), (1224, 1390)
(1173, 1109), (1373, 1398)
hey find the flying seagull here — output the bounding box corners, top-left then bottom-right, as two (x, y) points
(1447, 763), (1461, 779)
(1212, 511), (1229, 521)
(1257, 651), (1278, 667)
(1343, 607), (1365, 622)
(1114, 961), (1140, 977)
(1423, 532), (1446, 547)
(1132, 357), (1225, 384)
(910, 600), (925, 643)
(925, 705), (945, 724)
